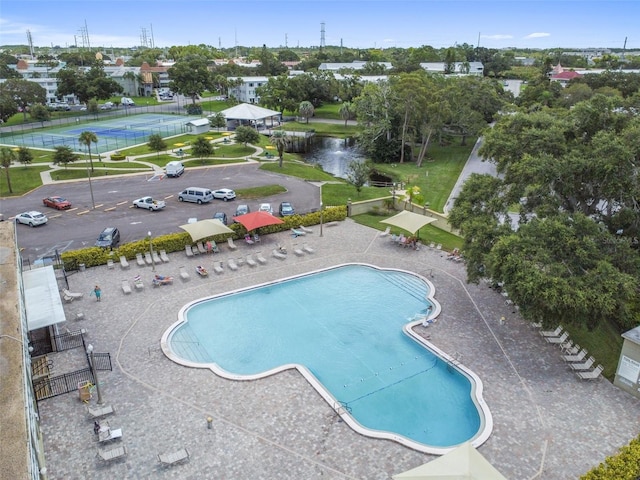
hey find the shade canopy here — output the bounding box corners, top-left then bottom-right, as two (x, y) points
(392, 442), (507, 480)
(179, 219), (233, 242)
(232, 211), (284, 231)
(381, 210), (437, 235)
(216, 103), (281, 121)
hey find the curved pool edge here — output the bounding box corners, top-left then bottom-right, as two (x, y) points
(160, 262), (491, 455)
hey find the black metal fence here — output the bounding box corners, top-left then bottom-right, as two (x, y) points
(30, 329), (86, 357)
(33, 352), (112, 401)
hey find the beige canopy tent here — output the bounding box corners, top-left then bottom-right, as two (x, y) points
(179, 219), (234, 242)
(392, 442), (508, 480)
(381, 210), (437, 236)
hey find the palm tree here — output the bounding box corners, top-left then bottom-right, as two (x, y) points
(269, 131), (288, 168)
(0, 147), (16, 193)
(78, 131), (98, 172)
(299, 101), (314, 124)
(339, 102), (353, 127)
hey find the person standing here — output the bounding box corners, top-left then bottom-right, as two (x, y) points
(93, 285), (102, 302)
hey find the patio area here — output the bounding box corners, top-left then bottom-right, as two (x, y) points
(38, 219), (640, 479)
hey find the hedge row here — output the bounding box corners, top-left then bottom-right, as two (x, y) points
(581, 434), (640, 480)
(60, 206), (347, 271)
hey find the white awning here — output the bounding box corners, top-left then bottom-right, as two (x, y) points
(23, 266), (67, 331)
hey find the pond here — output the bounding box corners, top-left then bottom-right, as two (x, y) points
(303, 137), (365, 178)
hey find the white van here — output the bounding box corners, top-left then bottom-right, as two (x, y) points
(165, 161), (185, 177)
(121, 97), (135, 106)
(178, 187), (214, 204)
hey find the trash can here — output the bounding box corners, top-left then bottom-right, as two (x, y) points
(78, 381), (92, 402)
(79, 264), (86, 271)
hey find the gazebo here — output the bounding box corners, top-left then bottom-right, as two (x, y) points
(213, 103), (282, 129)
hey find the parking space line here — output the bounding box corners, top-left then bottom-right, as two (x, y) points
(104, 207), (117, 212)
(116, 201), (128, 206)
(77, 210), (90, 216)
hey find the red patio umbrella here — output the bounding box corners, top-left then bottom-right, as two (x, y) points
(232, 211), (284, 231)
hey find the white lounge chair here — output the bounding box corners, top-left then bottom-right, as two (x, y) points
(213, 261), (224, 274)
(272, 249), (287, 260)
(136, 253), (146, 266)
(379, 226), (391, 237)
(133, 275), (144, 290)
(62, 289), (83, 302)
(540, 325), (563, 338)
(97, 445), (127, 462)
(152, 250), (162, 264)
(545, 331), (569, 344)
(255, 251), (267, 265)
(107, 258), (115, 269)
(87, 404), (115, 419)
(299, 225), (313, 233)
(293, 244), (305, 256)
(246, 254), (257, 267)
(185, 245), (194, 257)
(302, 243), (315, 254)
(98, 426), (123, 443)
(119, 255), (130, 269)
(569, 356), (596, 371)
(291, 228), (306, 237)
(191, 244), (200, 255)
(144, 252), (153, 265)
(562, 348), (588, 363)
(228, 258), (238, 271)
(179, 266), (190, 281)
(121, 280), (132, 294)
(576, 364), (604, 381)
(227, 237), (237, 250)
(158, 447), (190, 467)
(160, 250), (170, 263)
(196, 242), (207, 254)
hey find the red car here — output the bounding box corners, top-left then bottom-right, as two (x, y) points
(43, 196), (71, 210)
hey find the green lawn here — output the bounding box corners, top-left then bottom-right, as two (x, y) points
(0, 166), (52, 196)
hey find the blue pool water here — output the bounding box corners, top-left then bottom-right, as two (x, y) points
(166, 264), (484, 450)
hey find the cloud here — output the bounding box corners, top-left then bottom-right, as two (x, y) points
(524, 32), (551, 39)
(481, 34), (514, 40)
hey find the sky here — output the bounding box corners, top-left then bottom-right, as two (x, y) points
(1, 0), (638, 51)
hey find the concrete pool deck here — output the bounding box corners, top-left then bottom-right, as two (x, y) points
(39, 219), (640, 479)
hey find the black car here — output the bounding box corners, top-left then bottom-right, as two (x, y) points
(213, 212), (228, 225)
(279, 201), (295, 216)
(95, 227), (120, 248)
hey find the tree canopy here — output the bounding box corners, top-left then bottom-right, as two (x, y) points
(449, 93), (640, 331)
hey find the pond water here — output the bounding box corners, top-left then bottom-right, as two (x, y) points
(304, 137), (365, 178)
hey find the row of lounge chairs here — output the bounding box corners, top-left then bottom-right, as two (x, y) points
(118, 250), (170, 270)
(537, 325), (604, 381)
(185, 240), (223, 257)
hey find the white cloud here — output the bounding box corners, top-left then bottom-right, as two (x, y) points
(482, 34), (513, 40)
(524, 32), (551, 39)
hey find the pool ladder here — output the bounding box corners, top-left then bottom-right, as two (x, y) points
(333, 401), (352, 416)
(445, 352), (463, 373)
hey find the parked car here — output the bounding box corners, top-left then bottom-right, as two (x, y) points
(235, 204), (250, 217)
(178, 187), (214, 204)
(133, 196), (166, 211)
(165, 161), (184, 177)
(15, 211), (48, 227)
(43, 196), (72, 210)
(99, 102), (114, 110)
(213, 212), (228, 225)
(258, 203), (273, 215)
(212, 188), (236, 201)
(95, 227), (120, 248)
(279, 201), (295, 216)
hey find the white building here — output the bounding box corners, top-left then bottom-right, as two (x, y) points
(227, 76), (270, 104)
(419, 62), (484, 76)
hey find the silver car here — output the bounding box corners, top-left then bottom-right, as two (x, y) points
(15, 211), (48, 227)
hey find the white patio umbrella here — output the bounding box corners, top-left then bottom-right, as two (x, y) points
(381, 210), (437, 237)
(179, 219), (234, 242)
(392, 442), (507, 479)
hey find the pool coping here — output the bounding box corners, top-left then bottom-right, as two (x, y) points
(160, 262), (492, 455)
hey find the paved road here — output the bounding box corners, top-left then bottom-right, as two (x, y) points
(7, 162), (319, 262)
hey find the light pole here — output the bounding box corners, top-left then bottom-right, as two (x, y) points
(320, 182), (324, 237)
(86, 344), (104, 405)
(148, 231), (156, 272)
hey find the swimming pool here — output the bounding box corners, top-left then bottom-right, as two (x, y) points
(161, 264), (492, 454)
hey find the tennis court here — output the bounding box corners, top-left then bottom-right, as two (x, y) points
(0, 113), (204, 154)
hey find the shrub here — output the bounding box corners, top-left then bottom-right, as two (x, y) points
(110, 153), (126, 161)
(581, 434), (640, 479)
